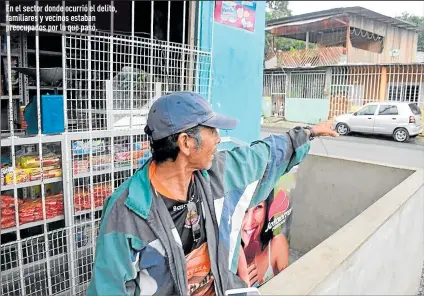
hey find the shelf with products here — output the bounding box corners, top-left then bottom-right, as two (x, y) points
(71, 135), (151, 178)
(72, 168), (143, 218)
(1, 142), (63, 189)
(1, 182), (65, 234)
(73, 181), (113, 215)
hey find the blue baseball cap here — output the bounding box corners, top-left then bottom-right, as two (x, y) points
(145, 91), (238, 141)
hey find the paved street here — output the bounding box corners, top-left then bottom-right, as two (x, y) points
(261, 127), (424, 169)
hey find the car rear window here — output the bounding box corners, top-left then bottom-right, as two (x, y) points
(409, 103), (422, 115)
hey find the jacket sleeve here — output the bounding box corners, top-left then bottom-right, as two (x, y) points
(85, 198), (138, 296)
(222, 127), (310, 199)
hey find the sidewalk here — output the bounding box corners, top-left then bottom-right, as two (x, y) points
(261, 117), (424, 144)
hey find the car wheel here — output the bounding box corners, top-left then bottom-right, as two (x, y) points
(393, 128), (410, 142)
(336, 123), (349, 135)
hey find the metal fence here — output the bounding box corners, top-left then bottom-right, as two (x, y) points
(290, 71), (326, 99)
(264, 64), (424, 119)
(1, 1), (211, 295)
(263, 73), (286, 117)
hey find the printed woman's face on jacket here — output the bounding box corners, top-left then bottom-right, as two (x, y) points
(241, 201), (266, 246)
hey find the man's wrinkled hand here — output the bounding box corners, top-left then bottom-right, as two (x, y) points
(312, 120), (339, 137)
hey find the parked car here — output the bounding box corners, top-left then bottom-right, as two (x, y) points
(333, 102), (422, 142)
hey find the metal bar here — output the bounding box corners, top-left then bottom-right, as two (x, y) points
(4, 1), (26, 293)
(207, 2), (215, 102)
(60, 1), (77, 293)
(149, 1), (154, 107)
(195, 1), (202, 93)
(1, 134), (65, 146)
(188, 2), (196, 91)
(370, 66), (375, 102)
(395, 64), (400, 102)
(419, 65), (423, 107)
(85, 0), (97, 271)
(181, 1), (187, 91)
(34, 6), (54, 293)
(406, 64), (411, 102)
(109, 1), (116, 199)
(166, 1), (171, 93)
(130, 1), (135, 177)
(387, 65), (393, 100)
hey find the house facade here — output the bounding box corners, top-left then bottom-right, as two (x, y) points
(265, 7), (421, 68)
(264, 64), (424, 125)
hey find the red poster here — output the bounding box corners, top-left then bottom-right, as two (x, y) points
(214, 1), (256, 32)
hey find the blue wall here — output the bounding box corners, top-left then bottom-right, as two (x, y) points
(199, 1), (266, 144)
(285, 98), (330, 124)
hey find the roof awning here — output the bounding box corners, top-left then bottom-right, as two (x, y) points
(266, 15), (349, 37)
(266, 16), (334, 30)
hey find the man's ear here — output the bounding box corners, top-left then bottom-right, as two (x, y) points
(177, 133), (192, 157)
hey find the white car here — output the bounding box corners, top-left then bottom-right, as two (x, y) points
(333, 102), (423, 142)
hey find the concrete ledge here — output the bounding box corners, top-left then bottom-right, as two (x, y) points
(259, 155), (424, 295)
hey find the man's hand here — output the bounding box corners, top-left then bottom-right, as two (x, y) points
(311, 120), (339, 137)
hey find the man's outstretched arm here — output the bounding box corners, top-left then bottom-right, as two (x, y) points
(220, 121), (338, 196)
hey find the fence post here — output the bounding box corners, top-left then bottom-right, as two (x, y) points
(379, 66), (388, 101)
(325, 67), (332, 120)
(286, 71), (291, 98)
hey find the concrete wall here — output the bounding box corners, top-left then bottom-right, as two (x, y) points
(289, 155), (414, 253)
(285, 98), (330, 124)
(199, 1), (266, 143)
(259, 154), (424, 295)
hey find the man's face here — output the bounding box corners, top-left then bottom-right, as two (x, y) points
(188, 127), (221, 170)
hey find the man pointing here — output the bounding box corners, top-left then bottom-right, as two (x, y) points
(86, 91), (337, 295)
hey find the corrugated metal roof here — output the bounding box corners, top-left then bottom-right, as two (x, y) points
(266, 16), (334, 30)
(264, 62), (424, 72)
(266, 6), (422, 31)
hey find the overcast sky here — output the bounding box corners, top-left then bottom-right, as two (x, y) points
(288, 1), (424, 18)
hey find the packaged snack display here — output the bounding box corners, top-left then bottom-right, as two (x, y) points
(73, 159), (89, 175)
(72, 140), (106, 156)
(1, 193), (65, 229)
(18, 193), (64, 225)
(1, 195), (23, 229)
(74, 183), (113, 212)
(91, 155), (112, 171)
(17, 153), (61, 169)
(2, 150), (62, 186)
(114, 141), (149, 167)
(72, 141), (150, 175)
(4, 167), (62, 185)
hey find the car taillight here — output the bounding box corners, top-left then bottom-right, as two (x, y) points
(409, 116), (415, 123)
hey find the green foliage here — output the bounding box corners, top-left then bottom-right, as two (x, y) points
(265, 1), (308, 54)
(266, 1), (291, 20)
(396, 12), (424, 50)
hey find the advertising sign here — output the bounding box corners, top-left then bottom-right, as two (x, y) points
(214, 1), (256, 32)
(236, 166), (297, 287)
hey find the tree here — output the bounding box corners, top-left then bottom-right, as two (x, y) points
(265, 1), (307, 54)
(266, 1), (291, 20)
(396, 12), (424, 50)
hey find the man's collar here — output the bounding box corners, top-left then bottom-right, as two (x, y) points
(124, 159), (153, 219)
